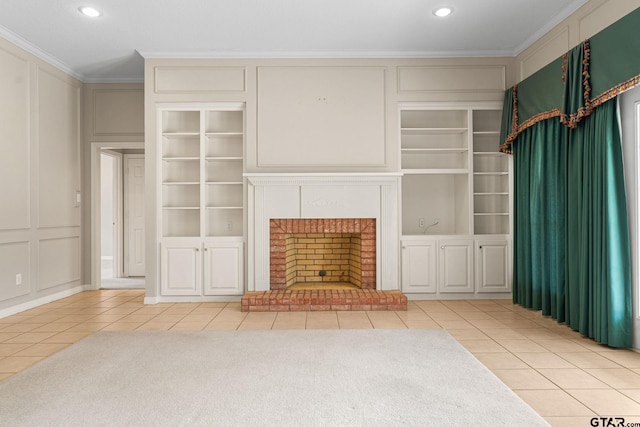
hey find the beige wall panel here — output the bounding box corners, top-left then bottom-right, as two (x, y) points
(38, 236), (80, 290)
(578, 0), (638, 40)
(0, 48), (30, 230)
(37, 68), (80, 228)
(519, 28), (570, 81)
(0, 241), (30, 302)
(397, 66), (506, 93)
(93, 89), (144, 136)
(257, 66), (386, 167)
(155, 66), (246, 93)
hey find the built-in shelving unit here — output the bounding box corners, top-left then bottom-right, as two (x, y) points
(400, 108), (471, 236)
(472, 109), (510, 235)
(158, 104), (245, 297)
(400, 103), (512, 296)
(160, 108), (244, 238)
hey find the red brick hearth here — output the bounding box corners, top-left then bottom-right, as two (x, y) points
(241, 289), (407, 312)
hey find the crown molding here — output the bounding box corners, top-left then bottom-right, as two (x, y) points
(0, 24), (86, 82)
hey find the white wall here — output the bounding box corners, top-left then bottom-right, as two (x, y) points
(620, 85), (640, 348)
(0, 36), (82, 313)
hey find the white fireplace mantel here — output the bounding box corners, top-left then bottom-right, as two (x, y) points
(246, 173), (401, 292)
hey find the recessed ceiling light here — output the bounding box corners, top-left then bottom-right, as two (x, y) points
(79, 6), (102, 18)
(433, 7), (453, 17)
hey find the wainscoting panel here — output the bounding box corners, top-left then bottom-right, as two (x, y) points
(38, 236), (80, 290)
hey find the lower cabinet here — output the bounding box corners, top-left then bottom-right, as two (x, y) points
(203, 241), (244, 295)
(475, 239), (511, 293)
(161, 239), (244, 296)
(438, 239), (474, 293)
(401, 240), (437, 293)
(401, 236), (509, 296)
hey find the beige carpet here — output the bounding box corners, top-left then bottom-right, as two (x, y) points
(0, 330), (548, 426)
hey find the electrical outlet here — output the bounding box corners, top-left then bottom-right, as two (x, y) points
(226, 221), (233, 231)
(419, 218), (425, 228)
(16, 273), (22, 285)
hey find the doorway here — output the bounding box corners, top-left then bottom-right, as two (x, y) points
(91, 142), (145, 290)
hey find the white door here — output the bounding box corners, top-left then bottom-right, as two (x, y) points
(401, 240), (437, 293)
(161, 242), (202, 295)
(475, 239), (510, 293)
(439, 239), (474, 293)
(124, 156), (145, 276)
(203, 241), (244, 295)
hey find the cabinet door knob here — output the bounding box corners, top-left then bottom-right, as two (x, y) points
(441, 246), (444, 249)
(195, 248), (200, 252)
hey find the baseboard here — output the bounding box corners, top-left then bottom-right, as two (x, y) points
(144, 296), (159, 305)
(0, 284), (90, 319)
(146, 295), (242, 304)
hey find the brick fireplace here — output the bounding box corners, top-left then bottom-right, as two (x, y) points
(270, 218), (376, 290)
(245, 174), (401, 292)
(244, 174), (405, 312)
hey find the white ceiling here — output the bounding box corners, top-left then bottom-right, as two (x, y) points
(0, 0), (588, 83)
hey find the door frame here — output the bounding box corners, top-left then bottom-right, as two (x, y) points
(100, 150), (124, 280)
(91, 142), (144, 290)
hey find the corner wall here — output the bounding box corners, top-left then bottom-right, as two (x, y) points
(0, 36), (82, 314)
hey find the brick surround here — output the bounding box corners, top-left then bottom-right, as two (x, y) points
(270, 218), (375, 290)
(241, 289), (407, 312)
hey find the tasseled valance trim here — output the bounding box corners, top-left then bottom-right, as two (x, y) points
(500, 38), (640, 154)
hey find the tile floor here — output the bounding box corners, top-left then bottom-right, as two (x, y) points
(1, 289), (640, 426)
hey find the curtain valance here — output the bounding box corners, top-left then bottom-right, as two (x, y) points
(500, 7), (640, 153)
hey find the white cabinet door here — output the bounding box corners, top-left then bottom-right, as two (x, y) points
(203, 241), (244, 295)
(401, 240), (437, 293)
(476, 239), (510, 293)
(161, 242), (202, 295)
(438, 239), (474, 293)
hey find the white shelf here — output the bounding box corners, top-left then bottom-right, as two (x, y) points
(205, 132), (243, 136)
(403, 169), (469, 175)
(401, 127), (467, 135)
(161, 106), (245, 239)
(206, 206), (243, 210)
(402, 148), (468, 154)
(472, 131), (500, 135)
(162, 132), (200, 137)
(400, 105), (509, 237)
(473, 152), (505, 156)
(473, 172), (508, 176)
(205, 181), (243, 185)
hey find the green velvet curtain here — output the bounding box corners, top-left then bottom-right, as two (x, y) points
(513, 99), (632, 348)
(510, 25), (635, 348)
(512, 118), (567, 319)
